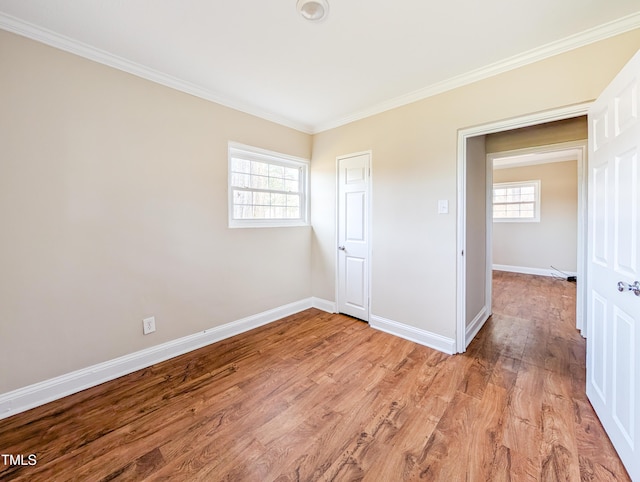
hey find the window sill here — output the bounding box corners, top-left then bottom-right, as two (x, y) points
(228, 220), (310, 229)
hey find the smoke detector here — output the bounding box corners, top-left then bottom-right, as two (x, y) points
(296, 0), (329, 22)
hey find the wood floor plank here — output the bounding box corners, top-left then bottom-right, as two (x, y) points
(0, 274), (631, 481)
(540, 394), (581, 481)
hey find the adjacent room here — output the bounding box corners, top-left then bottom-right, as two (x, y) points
(1, 1), (639, 480)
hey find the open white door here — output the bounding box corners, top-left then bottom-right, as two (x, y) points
(337, 152), (370, 321)
(587, 48), (640, 481)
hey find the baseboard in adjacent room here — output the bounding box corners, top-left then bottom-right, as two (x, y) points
(493, 264), (577, 278)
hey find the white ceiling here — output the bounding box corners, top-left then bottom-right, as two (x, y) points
(1, 1), (639, 133)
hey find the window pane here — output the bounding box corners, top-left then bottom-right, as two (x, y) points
(232, 158), (251, 174)
(251, 162), (269, 176)
(271, 193), (287, 206)
(268, 176), (285, 191)
(231, 173), (250, 188)
(287, 194), (300, 207)
(506, 205), (519, 214)
(272, 207), (285, 219)
(234, 205), (254, 220)
(251, 175), (269, 190)
(286, 206), (300, 219)
(229, 145), (308, 225)
(233, 190), (252, 205)
(492, 180), (539, 221)
(285, 180), (299, 192)
(253, 192), (270, 206)
(253, 205), (268, 218)
(285, 167), (299, 181)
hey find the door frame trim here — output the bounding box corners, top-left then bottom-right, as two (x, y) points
(487, 140), (588, 335)
(456, 102), (591, 353)
(335, 150), (373, 321)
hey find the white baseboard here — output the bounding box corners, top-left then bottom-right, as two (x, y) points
(493, 264), (577, 278)
(0, 297), (327, 420)
(369, 315), (456, 355)
(311, 297), (336, 313)
(465, 306), (490, 348)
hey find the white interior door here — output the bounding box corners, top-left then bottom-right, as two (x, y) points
(337, 152), (370, 321)
(587, 48), (640, 481)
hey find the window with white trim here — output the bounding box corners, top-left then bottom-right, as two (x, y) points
(228, 143), (309, 228)
(492, 180), (541, 222)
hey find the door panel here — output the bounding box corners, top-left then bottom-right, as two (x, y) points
(587, 48), (640, 481)
(588, 291), (607, 403)
(345, 191), (365, 241)
(345, 257), (366, 309)
(613, 149), (638, 275)
(592, 164), (609, 266)
(337, 153), (370, 321)
(612, 306), (634, 446)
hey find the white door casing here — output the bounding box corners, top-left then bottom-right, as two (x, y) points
(587, 48), (640, 481)
(337, 152), (371, 321)
(456, 102), (591, 353)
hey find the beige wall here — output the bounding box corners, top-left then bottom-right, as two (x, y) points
(485, 116), (587, 152)
(2, 26), (640, 395)
(465, 136), (487, 327)
(0, 30), (312, 393)
(311, 30), (640, 340)
(492, 161), (578, 272)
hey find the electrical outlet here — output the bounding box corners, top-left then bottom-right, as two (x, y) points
(143, 316), (156, 335)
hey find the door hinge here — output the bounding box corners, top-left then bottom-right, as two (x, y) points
(461, 250), (464, 256)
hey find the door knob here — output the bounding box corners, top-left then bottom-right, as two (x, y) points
(617, 281), (640, 296)
(338, 246), (346, 251)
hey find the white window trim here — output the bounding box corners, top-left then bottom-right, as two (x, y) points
(228, 142), (309, 228)
(493, 179), (541, 223)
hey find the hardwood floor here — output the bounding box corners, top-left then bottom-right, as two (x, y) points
(0, 271), (630, 481)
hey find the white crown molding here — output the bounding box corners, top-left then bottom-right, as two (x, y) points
(314, 11), (640, 133)
(1, 11), (639, 135)
(0, 13), (315, 134)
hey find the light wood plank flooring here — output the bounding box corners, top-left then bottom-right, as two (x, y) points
(0, 271), (630, 481)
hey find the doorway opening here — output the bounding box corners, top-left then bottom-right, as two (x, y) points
(488, 138), (587, 332)
(456, 104), (590, 353)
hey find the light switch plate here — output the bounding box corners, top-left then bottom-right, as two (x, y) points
(438, 200), (449, 214)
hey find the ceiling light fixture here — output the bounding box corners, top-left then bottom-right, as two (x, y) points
(297, 0), (329, 22)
